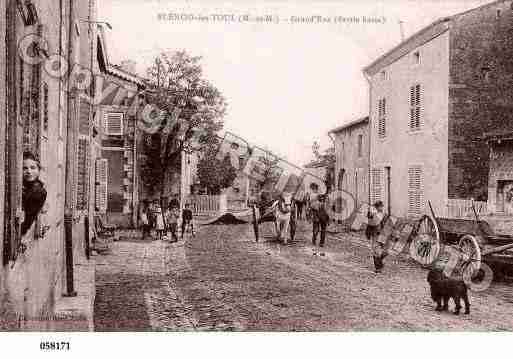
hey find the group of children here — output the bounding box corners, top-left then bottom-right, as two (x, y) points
(140, 200), (195, 242)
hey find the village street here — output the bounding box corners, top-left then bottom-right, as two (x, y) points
(94, 221), (513, 331)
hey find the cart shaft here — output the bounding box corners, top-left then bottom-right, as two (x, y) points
(482, 242), (513, 256)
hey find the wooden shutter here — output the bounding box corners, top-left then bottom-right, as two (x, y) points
(42, 82), (48, 132)
(104, 112), (123, 135)
(410, 85), (421, 130)
(76, 138), (90, 210)
(78, 98), (90, 135)
(371, 168), (382, 204)
(95, 159), (108, 213)
(408, 166), (422, 217)
(378, 98), (386, 138)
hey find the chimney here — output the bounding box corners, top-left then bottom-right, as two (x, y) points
(120, 59), (137, 74)
(399, 20), (405, 42)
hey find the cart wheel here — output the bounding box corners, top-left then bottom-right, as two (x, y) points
(410, 215), (441, 266)
(458, 234), (482, 278)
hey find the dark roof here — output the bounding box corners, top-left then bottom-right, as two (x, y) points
(329, 116), (369, 134)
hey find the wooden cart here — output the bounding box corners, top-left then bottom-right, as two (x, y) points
(411, 201), (513, 278)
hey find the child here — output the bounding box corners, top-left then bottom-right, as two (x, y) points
(166, 205), (179, 242)
(154, 202), (165, 240)
(181, 203), (195, 238)
(139, 201), (151, 240)
(21, 151), (47, 238)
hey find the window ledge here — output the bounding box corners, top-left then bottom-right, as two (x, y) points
(408, 128), (423, 135)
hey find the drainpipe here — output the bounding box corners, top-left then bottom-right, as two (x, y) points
(63, 0), (77, 297)
(364, 71), (372, 207)
(327, 131), (336, 191)
(131, 112), (138, 226)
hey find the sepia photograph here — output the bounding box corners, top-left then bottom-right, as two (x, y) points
(1, 0), (513, 356)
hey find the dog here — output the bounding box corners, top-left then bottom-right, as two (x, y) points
(427, 268), (470, 315)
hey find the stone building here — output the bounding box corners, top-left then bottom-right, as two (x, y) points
(363, 0), (512, 218)
(95, 27), (145, 227)
(329, 116), (369, 208)
(485, 127), (513, 215)
(1, 0), (99, 330)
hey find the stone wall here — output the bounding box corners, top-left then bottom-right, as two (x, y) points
(487, 140), (513, 214)
(448, 0), (513, 200)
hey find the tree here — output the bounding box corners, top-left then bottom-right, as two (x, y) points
(255, 150), (281, 193)
(311, 141), (335, 193)
(140, 50), (227, 198)
(196, 153), (237, 195)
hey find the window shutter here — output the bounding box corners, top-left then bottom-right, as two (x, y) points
(42, 83), (49, 132)
(78, 98), (90, 135)
(371, 168), (382, 204)
(409, 84), (421, 130)
(76, 138), (90, 210)
(408, 166), (422, 217)
(95, 159), (108, 213)
(104, 112), (124, 135)
(378, 98), (386, 138)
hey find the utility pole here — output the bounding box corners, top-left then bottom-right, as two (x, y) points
(64, 0), (77, 297)
(399, 20), (405, 42)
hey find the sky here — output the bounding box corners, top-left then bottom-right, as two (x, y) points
(98, 0), (492, 166)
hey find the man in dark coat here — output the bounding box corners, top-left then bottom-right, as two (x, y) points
(310, 194), (330, 247)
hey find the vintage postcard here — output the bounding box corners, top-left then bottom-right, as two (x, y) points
(1, 0), (513, 356)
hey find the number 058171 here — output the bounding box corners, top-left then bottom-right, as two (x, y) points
(40, 342), (70, 351)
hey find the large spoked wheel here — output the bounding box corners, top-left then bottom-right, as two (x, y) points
(459, 234), (482, 279)
(410, 215), (441, 266)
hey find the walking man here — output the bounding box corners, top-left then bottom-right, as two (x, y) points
(366, 200), (386, 273)
(311, 194), (330, 248)
(181, 203), (195, 238)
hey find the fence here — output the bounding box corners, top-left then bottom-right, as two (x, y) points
(227, 198), (249, 211)
(185, 194), (227, 216)
(445, 199), (488, 219)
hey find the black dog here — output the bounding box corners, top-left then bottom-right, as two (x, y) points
(427, 268), (470, 315)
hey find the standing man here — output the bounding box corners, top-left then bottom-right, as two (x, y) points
(181, 203), (195, 238)
(311, 194), (330, 248)
(366, 200), (386, 273)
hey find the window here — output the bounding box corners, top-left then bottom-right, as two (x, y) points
(76, 139), (89, 210)
(42, 82), (48, 132)
(413, 51), (421, 65)
(104, 112), (124, 135)
(357, 134), (363, 157)
(409, 84), (421, 130)
(408, 166), (422, 217)
(95, 159), (108, 213)
(76, 97), (91, 211)
(337, 169), (345, 190)
(378, 98), (386, 138)
(371, 168), (382, 204)
(481, 66), (491, 82)
(380, 70), (387, 80)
